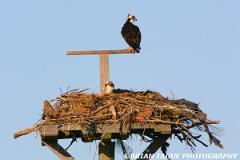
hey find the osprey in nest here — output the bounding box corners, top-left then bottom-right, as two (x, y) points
(121, 14), (141, 53)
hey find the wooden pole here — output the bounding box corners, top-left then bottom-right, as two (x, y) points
(65, 48), (135, 159)
(99, 140), (115, 160)
(99, 54), (113, 159)
(100, 54), (109, 93)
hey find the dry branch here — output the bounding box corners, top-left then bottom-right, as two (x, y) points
(14, 125), (38, 139)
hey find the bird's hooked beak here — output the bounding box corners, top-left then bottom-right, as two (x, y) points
(131, 15), (137, 21)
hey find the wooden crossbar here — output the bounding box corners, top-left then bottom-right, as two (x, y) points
(66, 48), (136, 93)
(66, 48), (134, 55)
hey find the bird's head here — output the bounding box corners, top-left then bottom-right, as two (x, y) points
(127, 14), (137, 24)
(105, 81), (115, 93)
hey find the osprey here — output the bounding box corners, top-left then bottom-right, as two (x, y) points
(105, 80), (115, 93)
(121, 14), (141, 53)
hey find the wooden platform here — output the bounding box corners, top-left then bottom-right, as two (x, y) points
(40, 122), (171, 141)
(40, 122), (171, 160)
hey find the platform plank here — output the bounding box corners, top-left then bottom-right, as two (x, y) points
(40, 122), (171, 141)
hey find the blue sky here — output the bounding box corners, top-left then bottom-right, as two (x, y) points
(1, 0), (240, 159)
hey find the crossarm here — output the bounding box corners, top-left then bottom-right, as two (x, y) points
(66, 48), (134, 55)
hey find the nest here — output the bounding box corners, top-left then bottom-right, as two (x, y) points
(14, 89), (223, 155)
(43, 89), (208, 125)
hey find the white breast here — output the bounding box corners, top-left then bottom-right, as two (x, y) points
(106, 85), (114, 93)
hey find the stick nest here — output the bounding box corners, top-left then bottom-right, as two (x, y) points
(15, 89), (223, 153)
(43, 89), (208, 125)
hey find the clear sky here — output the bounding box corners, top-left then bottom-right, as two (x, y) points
(1, 0), (240, 159)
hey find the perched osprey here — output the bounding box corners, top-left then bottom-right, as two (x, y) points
(121, 14), (141, 53)
(105, 81), (115, 93)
